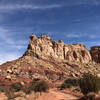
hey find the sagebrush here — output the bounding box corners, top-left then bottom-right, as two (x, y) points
(79, 73), (100, 95)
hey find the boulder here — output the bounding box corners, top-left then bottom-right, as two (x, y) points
(6, 74), (11, 80)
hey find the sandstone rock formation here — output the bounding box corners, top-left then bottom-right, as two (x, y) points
(25, 34), (91, 63)
(0, 34), (100, 85)
(90, 46), (100, 63)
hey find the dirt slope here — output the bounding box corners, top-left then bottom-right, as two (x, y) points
(37, 89), (79, 100)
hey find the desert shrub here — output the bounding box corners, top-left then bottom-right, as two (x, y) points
(79, 92), (100, 100)
(23, 79), (39, 94)
(64, 78), (79, 86)
(6, 88), (16, 100)
(0, 85), (6, 92)
(6, 88), (22, 100)
(60, 82), (71, 90)
(79, 73), (100, 95)
(60, 78), (79, 90)
(30, 79), (49, 92)
(23, 86), (32, 94)
(6, 90), (14, 100)
(10, 82), (23, 92)
(34, 81), (49, 92)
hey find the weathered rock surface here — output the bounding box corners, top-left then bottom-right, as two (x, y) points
(0, 34), (100, 84)
(25, 34), (91, 63)
(90, 46), (100, 63)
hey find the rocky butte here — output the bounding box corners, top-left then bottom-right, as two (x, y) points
(0, 34), (100, 85)
(25, 34), (91, 63)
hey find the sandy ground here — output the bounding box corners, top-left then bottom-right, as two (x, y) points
(0, 89), (80, 100)
(37, 89), (79, 100)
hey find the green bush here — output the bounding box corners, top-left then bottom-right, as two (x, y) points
(60, 78), (79, 90)
(60, 82), (71, 90)
(22, 86), (32, 94)
(0, 85), (5, 92)
(34, 81), (49, 92)
(79, 73), (100, 95)
(30, 79), (49, 92)
(6, 88), (15, 100)
(64, 78), (79, 86)
(79, 92), (100, 100)
(10, 82), (23, 92)
(6, 88), (22, 100)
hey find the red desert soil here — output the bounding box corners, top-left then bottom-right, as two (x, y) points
(37, 89), (80, 100)
(0, 88), (81, 100)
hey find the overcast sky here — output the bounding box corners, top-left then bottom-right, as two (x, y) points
(0, 0), (100, 64)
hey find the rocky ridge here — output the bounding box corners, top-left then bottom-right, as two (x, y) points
(0, 34), (100, 85)
(25, 34), (91, 63)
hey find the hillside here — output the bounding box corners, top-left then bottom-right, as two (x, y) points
(0, 34), (100, 85)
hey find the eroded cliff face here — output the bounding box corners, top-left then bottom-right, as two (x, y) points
(90, 46), (100, 63)
(25, 34), (91, 63)
(0, 34), (100, 84)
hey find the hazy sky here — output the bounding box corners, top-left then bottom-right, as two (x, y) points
(0, 0), (100, 64)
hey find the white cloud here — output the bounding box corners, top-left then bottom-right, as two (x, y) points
(72, 0), (100, 6)
(0, 27), (14, 44)
(0, 27), (27, 49)
(65, 34), (81, 38)
(0, 27), (26, 64)
(0, 4), (62, 11)
(64, 33), (88, 38)
(64, 33), (100, 39)
(88, 0), (100, 5)
(12, 45), (26, 49)
(79, 41), (100, 48)
(0, 53), (21, 65)
(0, 0), (100, 12)
(89, 35), (98, 39)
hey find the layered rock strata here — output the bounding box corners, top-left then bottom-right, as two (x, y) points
(25, 34), (91, 63)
